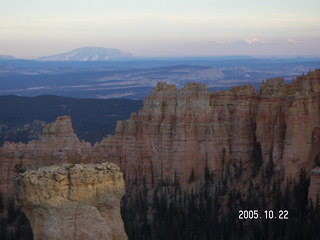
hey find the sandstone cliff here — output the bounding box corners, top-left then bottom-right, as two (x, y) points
(13, 162), (127, 240)
(0, 116), (91, 195)
(98, 70), (320, 190)
(1, 70), (320, 202)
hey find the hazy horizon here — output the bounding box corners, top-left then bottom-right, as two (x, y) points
(1, 0), (320, 59)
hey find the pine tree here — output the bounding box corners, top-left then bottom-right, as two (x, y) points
(252, 142), (263, 177)
(7, 196), (17, 224)
(188, 168), (195, 183)
(0, 192), (4, 214)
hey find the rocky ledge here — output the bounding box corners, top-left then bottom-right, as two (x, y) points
(13, 162), (127, 240)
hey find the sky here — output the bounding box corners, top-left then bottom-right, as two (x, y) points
(1, 0), (320, 58)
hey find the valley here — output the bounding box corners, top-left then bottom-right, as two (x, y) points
(1, 57), (319, 99)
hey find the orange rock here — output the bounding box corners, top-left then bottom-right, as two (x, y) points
(1, 69), (320, 199)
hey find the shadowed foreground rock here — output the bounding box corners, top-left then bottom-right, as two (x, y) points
(13, 162), (128, 240)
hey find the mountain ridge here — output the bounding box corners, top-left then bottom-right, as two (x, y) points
(0, 55), (15, 60)
(38, 47), (133, 61)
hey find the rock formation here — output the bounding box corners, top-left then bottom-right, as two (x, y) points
(1, 69), (320, 202)
(2, 115), (91, 158)
(13, 162), (127, 240)
(98, 70), (320, 189)
(0, 116), (91, 195)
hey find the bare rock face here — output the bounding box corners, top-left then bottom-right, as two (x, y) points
(0, 116), (91, 195)
(100, 81), (259, 186)
(98, 70), (320, 187)
(1, 115), (91, 158)
(13, 162), (127, 240)
(309, 167), (320, 205)
(41, 115), (81, 147)
(95, 70), (320, 197)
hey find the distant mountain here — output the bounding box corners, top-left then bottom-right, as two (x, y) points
(0, 55), (15, 60)
(38, 47), (133, 61)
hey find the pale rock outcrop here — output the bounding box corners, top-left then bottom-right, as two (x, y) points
(41, 115), (81, 147)
(0, 116), (91, 195)
(2, 115), (91, 158)
(13, 162), (127, 240)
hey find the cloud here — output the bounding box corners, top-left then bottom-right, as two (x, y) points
(244, 38), (265, 45)
(287, 38), (299, 44)
(215, 40), (227, 44)
(210, 40), (227, 45)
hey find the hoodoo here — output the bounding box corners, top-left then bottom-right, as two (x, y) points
(13, 162), (128, 240)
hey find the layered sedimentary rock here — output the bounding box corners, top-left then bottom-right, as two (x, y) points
(99, 70), (320, 188)
(99, 82), (259, 186)
(0, 116), (91, 195)
(13, 162), (127, 240)
(2, 70), (320, 199)
(2, 115), (91, 158)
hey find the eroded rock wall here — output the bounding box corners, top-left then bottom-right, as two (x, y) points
(2, 70), (320, 201)
(0, 116), (91, 195)
(99, 70), (320, 188)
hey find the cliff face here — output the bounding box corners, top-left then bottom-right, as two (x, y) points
(100, 82), (259, 186)
(13, 162), (127, 240)
(1, 70), (320, 199)
(2, 115), (90, 158)
(0, 116), (91, 195)
(99, 70), (320, 188)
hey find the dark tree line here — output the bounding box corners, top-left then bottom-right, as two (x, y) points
(2, 166), (320, 240)
(122, 167), (320, 240)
